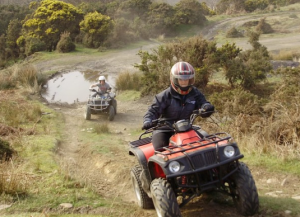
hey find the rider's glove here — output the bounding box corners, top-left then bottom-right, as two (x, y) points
(202, 103), (215, 112)
(142, 120), (152, 130)
(201, 103), (215, 118)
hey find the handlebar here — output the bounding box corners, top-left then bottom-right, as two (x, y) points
(145, 109), (214, 131)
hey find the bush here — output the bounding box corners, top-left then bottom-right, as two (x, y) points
(209, 88), (261, 116)
(255, 18), (274, 34)
(226, 27), (244, 38)
(0, 138), (14, 161)
(25, 37), (46, 56)
(262, 67), (300, 145)
(135, 36), (219, 95)
(56, 32), (75, 53)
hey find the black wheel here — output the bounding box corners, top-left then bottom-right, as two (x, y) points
(229, 162), (259, 216)
(85, 106), (91, 120)
(150, 178), (181, 217)
(108, 105), (115, 121)
(111, 99), (117, 114)
(130, 165), (154, 209)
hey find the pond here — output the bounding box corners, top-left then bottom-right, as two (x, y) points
(41, 70), (116, 104)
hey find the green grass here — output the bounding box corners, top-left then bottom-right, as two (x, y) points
(243, 153), (300, 176)
(0, 102), (112, 216)
(259, 196), (300, 215)
(2, 215), (107, 217)
(115, 90), (141, 102)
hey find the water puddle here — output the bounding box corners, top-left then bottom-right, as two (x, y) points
(41, 70), (116, 104)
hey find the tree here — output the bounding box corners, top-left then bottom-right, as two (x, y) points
(22, 0), (83, 52)
(216, 0), (246, 14)
(6, 19), (22, 59)
(0, 34), (6, 66)
(174, 0), (207, 25)
(79, 11), (114, 48)
(147, 2), (176, 36)
(120, 0), (152, 19)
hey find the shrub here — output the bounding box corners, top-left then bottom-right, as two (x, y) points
(25, 37), (46, 56)
(56, 32), (75, 53)
(226, 27), (244, 38)
(209, 88), (261, 116)
(262, 67), (300, 144)
(135, 36), (219, 95)
(255, 18), (274, 34)
(0, 138), (14, 161)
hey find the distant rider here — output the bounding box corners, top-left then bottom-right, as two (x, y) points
(90, 75), (111, 97)
(142, 61), (215, 150)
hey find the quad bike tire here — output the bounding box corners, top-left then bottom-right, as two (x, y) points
(130, 165), (154, 209)
(229, 162), (259, 216)
(112, 99), (117, 114)
(150, 178), (181, 217)
(108, 105), (115, 121)
(85, 106), (91, 120)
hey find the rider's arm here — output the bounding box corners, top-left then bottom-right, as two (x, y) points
(106, 83), (112, 93)
(90, 84), (97, 89)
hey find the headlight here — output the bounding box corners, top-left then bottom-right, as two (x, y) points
(168, 161), (181, 173)
(224, 146), (235, 158)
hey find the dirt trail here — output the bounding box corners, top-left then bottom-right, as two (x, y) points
(51, 94), (300, 217)
(40, 14), (300, 217)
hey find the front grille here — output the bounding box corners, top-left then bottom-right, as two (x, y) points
(191, 150), (217, 168)
(191, 154), (205, 168)
(94, 100), (109, 105)
(205, 150), (217, 164)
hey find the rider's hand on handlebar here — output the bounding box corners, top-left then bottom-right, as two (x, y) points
(200, 103), (215, 118)
(142, 121), (152, 130)
(202, 103), (215, 112)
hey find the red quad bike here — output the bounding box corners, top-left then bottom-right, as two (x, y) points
(129, 109), (259, 217)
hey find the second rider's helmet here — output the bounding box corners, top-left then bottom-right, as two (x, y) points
(170, 62), (195, 95)
(99, 76), (106, 81)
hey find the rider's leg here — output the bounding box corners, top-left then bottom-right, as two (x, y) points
(152, 131), (173, 151)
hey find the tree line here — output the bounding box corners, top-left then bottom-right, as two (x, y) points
(0, 0), (299, 68)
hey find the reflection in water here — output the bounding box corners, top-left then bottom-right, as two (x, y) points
(41, 70), (116, 104)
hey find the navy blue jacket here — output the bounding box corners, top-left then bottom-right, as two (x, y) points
(143, 86), (209, 123)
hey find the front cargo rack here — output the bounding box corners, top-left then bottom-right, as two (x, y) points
(154, 132), (232, 156)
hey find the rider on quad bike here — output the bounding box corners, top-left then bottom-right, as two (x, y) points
(142, 61), (215, 150)
(129, 62), (259, 217)
(90, 75), (112, 97)
(85, 75), (117, 121)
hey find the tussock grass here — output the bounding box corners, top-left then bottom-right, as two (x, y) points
(0, 91), (41, 128)
(0, 63), (47, 93)
(0, 159), (30, 197)
(271, 49), (300, 60)
(93, 123), (110, 134)
(115, 71), (141, 91)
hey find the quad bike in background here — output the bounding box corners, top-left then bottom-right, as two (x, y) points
(85, 89), (117, 121)
(129, 109), (259, 217)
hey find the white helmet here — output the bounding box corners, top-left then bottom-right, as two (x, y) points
(99, 76), (105, 81)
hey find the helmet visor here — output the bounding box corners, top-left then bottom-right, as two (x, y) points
(173, 74), (194, 80)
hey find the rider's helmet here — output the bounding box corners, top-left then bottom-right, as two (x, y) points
(170, 62), (195, 95)
(99, 76), (106, 82)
